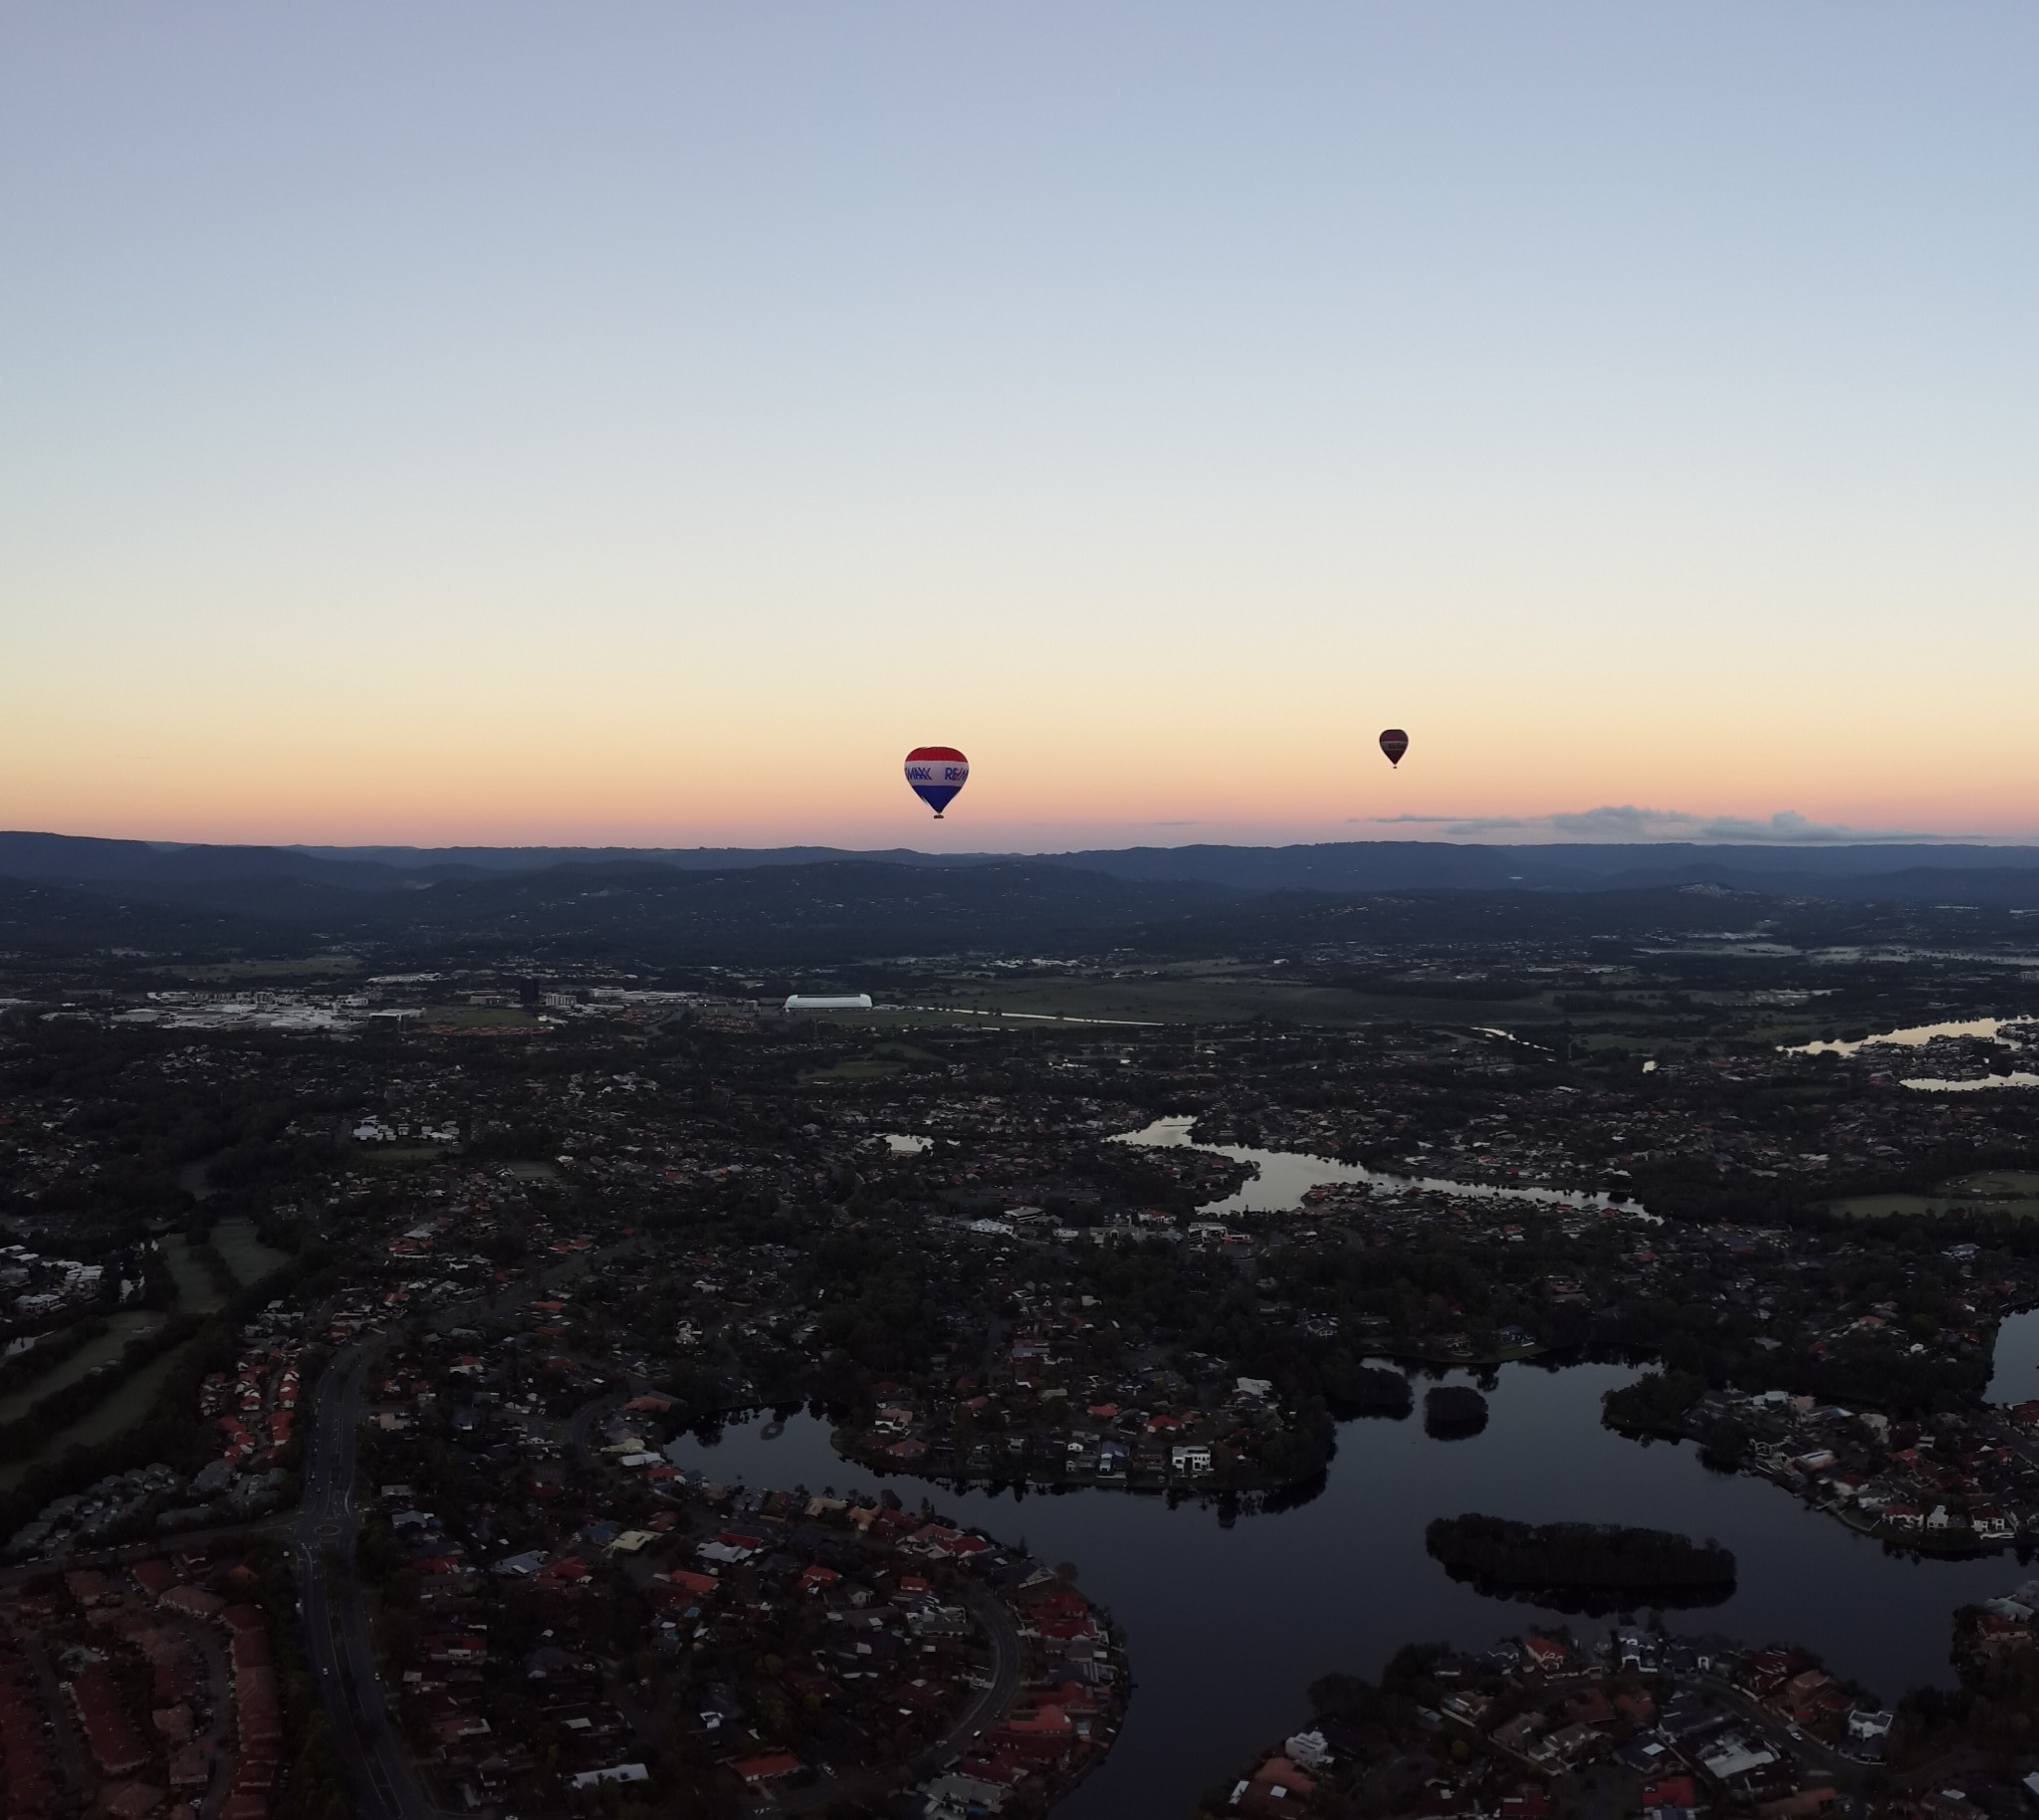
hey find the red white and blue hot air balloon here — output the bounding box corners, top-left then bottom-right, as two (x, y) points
(903, 746), (970, 818)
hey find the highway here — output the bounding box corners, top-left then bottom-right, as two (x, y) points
(2, 1336), (445, 1820)
(293, 1251), (625, 1820)
(296, 1334), (443, 1820)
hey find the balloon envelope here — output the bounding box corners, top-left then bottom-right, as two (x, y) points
(1379, 729), (1410, 768)
(904, 746), (970, 816)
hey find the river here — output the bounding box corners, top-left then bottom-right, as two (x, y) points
(663, 1121), (2037, 1815)
(1787, 1019), (2023, 1057)
(1112, 1114), (1636, 1218)
(1780, 1017), (2039, 1090)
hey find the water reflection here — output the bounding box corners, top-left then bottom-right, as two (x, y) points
(1786, 1018), (2020, 1056)
(1987, 1307), (2039, 1404)
(1777, 1019), (2039, 1088)
(1114, 1114), (1637, 1218)
(686, 1118), (2039, 1809)
(669, 1359), (2020, 1819)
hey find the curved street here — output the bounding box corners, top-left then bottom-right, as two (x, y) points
(919, 1580), (1024, 1772)
(775, 1572), (1027, 1815)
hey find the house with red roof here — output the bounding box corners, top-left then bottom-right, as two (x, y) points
(1520, 1635), (1569, 1674)
(730, 1751), (800, 1784)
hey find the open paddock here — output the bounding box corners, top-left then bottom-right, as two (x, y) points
(213, 1218), (290, 1286)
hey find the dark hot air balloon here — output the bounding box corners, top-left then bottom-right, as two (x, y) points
(904, 747), (970, 817)
(1379, 729), (1410, 769)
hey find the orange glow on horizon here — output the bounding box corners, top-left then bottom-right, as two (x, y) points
(3, 661), (2033, 853)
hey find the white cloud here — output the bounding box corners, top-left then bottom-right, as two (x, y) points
(1547, 804), (1701, 839)
(1432, 816), (1540, 838)
(1692, 809), (1927, 843)
(1356, 812), (1526, 829)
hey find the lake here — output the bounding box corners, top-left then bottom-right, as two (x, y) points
(1987, 1307), (2039, 1406)
(671, 1369), (2017, 1818)
(667, 1112), (2033, 1814)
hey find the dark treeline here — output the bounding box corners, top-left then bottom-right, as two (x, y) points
(1602, 1369), (1707, 1437)
(1424, 1386), (1488, 1430)
(0, 1317), (109, 1397)
(1427, 1513), (1735, 1594)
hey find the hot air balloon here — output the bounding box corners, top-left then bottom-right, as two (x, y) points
(1379, 729), (1410, 769)
(904, 746), (970, 817)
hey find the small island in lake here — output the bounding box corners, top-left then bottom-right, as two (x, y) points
(1427, 1513), (1736, 1612)
(1424, 1385), (1488, 1437)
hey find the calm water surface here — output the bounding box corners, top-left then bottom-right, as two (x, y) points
(1786, 1019), (2023, 1056)
(673, 1368), (2017, 1818)
(672, 1121), (2035, 1814)
(1987, 1308), (2039, 1404)
(1773, 1015), (2039, 1089)
(1114, 1114), (1636, 1218)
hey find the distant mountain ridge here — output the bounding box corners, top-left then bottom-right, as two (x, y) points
(298, 834), (2039, 893)
(1029, 839), (2039, 894)
(7, 830), (2039, 905)
(0, 839), (1250, 964)
(4, 828), (2039, 965)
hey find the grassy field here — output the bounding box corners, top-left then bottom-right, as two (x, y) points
(1829, 1170), (2039, 1221)
(1828, 1194), (1973, 1220)
(877, 1040), (942, 1060)
(1740, 1006), (2027, 1048)
(1956, 1170), (2039, 1197)
(162, 956), (360, 982)
(213, 1219), (290, 1286)
(0, 1220), (287, 1495)
(1569, 1031), (1659, 1054)
(880, 973), (1576, 1028)
(0, 1313), (167, 1428)
(0, 1344), (195, 1493)
(160, 1237), (226, 1314)
(802, 1056), (906, 1082)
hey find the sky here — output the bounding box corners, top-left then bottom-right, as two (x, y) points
(3, 4), (2035, 851)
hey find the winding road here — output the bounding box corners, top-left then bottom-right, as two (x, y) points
(922, 1580), (1025, 1769)
(772, 1574), (1026, 1814)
